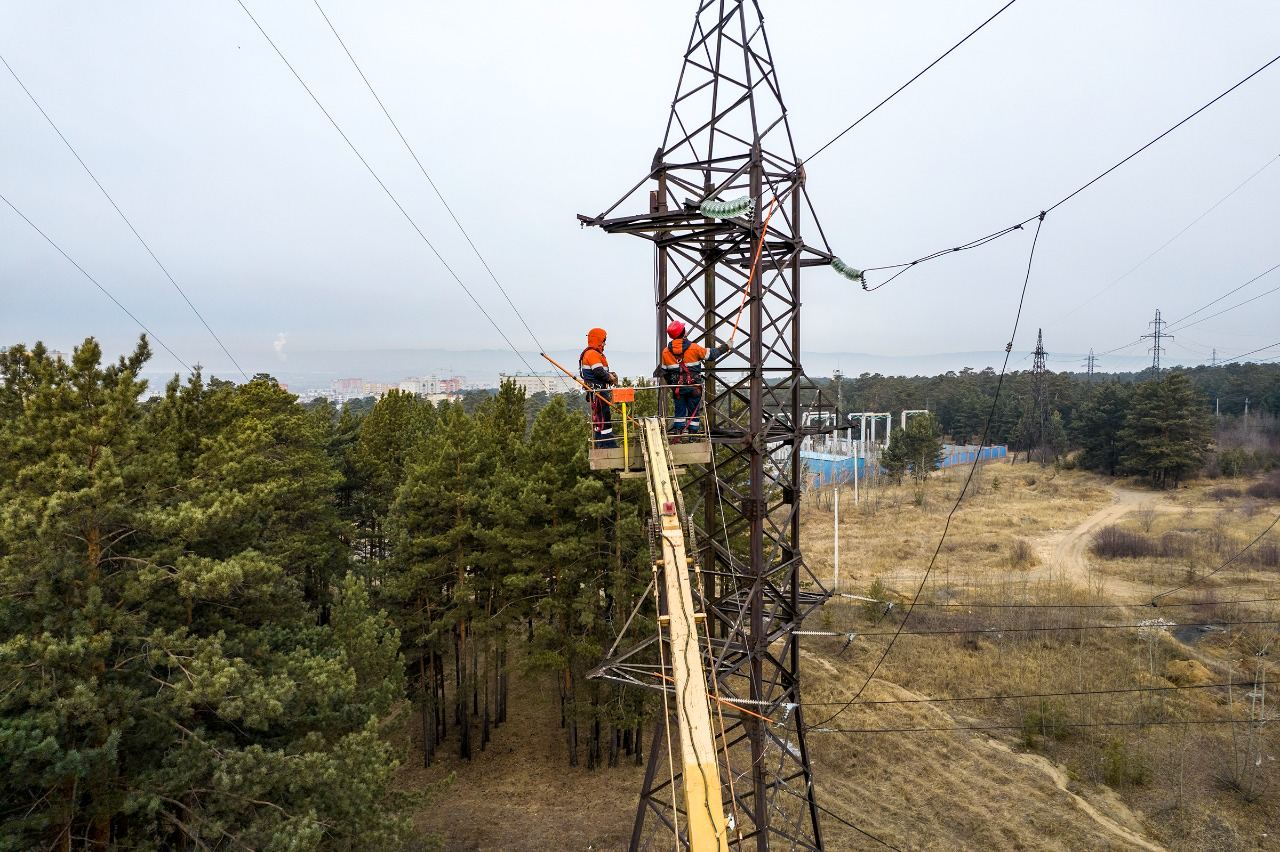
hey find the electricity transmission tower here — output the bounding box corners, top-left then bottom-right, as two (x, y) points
(1031, 329), (1047, 457)
(1084, 349), (1096, 381)
(1141, 309), (1171, 373)
(581, 2), (834, 847)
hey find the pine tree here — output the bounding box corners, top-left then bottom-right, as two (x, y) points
(882, 413), (943, 485)
(1075, 382), (1132, 475)
(388, 402), (482, 760)
(0, 338), (410, 850)
(1120, 372), (1212, 488)
(352, 391), (436, 564)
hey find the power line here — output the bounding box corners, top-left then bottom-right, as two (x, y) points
(773, 786), (905, 852)
(898, 594), (1280, 610)
(1219, 340), (1280, 362)
(1090, 261), (1280, 359)
(309, 0), (546, 354)
(806, 213), (1047, 730)
(802, 680), (1257, 707)
(1060, 152), (1280, 320)
(233, 0), (540, 375)
(0, 52), (249, 382)
(1150, 511), (1280, 602)
(807, 0), (1022, 162)
(859, 49), (1280, 292)
(1, 192), (192, 371)
(809, 717), (1265, 736)
(837, 618), (1280, 637)
(1168, 270), (1280, 333)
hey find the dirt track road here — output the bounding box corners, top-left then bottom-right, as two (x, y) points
(1034, 486), (1151, 592)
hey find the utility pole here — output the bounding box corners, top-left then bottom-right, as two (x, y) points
(1141, 309), (1171, 374)
(833, 469), (840, 593)
(832, 369), (843, 453)
(581, 3), (833, 845)
(831, 369), (843, 594)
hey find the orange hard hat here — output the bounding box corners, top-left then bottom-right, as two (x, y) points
(587, 328), (607, 348)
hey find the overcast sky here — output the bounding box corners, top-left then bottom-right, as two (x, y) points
(3, 0), (1278, 380)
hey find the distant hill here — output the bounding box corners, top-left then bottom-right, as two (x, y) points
(159, 347), (1166, 389)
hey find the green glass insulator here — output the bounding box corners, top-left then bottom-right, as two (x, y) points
(832, 257), (864, 281)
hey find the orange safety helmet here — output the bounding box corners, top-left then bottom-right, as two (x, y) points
(586, 327), (607, 348)
(666, 320), (685, 339)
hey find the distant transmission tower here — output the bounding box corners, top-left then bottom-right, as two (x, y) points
(1141, 309), (1172, 373)
(1211, 347), (1218, 367)
(1084, 349), (1097, 382)
(1032, 329), (1047, 458)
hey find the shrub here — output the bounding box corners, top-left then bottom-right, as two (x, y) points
(1009, 538), (1038, 569)
(1218, 448), (1247, 478)
(1090, 526), (1157, 559)
(1102, 738), (1150, 787)
(862, 578), (891, 621)
(1021, 700), (1071, 748)
(1209, 486), (1241, 502)
(1245, 478), (1280, 499)
(1250, 540), (1280, 569)
(1136, 506), (1157, 532)
(1159, 532), (1194, 559)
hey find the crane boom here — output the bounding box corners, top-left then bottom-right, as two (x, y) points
(638, 417), (730, 852)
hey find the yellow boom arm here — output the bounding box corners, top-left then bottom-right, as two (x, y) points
(639, 417), (729, 852)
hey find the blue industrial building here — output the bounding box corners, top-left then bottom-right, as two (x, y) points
(801, 444), (1008, 487)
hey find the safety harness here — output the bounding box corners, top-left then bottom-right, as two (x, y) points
(666, 338), (699, 387)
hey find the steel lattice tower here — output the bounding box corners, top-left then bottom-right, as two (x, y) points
(1142, 309), (1171, 373)
(1032, 329), (1047, 453)
(580, 2), (835, 848)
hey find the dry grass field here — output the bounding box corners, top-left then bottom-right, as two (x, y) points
(410, 463), (1280, 850)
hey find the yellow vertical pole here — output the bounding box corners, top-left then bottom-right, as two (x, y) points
(622, 402), (630, 469)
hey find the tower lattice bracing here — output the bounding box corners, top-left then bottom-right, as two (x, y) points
(579, 1), (835, 848)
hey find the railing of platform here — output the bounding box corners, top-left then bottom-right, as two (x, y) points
(584, 382), (711, 453)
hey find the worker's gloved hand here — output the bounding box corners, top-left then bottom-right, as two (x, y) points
(609, 372), (618, 385)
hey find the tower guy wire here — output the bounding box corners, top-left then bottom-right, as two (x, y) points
(1, 191), (192, 372)
(1, 52), (249, 381)
(234, 0), (540, 376)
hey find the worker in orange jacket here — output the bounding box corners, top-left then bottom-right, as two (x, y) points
(579, 327), (618, 448)
(660, 321), (726, 436)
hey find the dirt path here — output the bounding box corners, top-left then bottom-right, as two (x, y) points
(982, 739), (1166, 852)
(807, 667), (1167, 851)
(1032, 486), (1154, 598)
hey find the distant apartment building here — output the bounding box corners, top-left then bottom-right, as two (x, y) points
(330, 378), (364, 402)
(398, 375), (446, 396)
(361, 381), (397, 397)
(497, 372), (574, 395)
(327, 375), (463, 403)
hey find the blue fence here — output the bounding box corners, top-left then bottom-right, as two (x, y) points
(801, 444), (1008, 487)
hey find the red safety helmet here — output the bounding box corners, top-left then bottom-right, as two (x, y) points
(666, 320), (685, 339)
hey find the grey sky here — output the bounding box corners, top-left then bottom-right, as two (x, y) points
(3, 0), (1278, 381)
